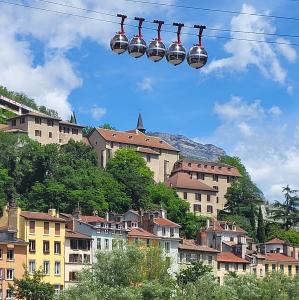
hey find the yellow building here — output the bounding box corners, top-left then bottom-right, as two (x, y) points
(264, 253), (299, 276)
(0, 205), (66, 294)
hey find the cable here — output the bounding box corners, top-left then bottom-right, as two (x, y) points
(33, 0), (299, 39)
(1, 0), (299, 47)
(117, 0), (299, 22)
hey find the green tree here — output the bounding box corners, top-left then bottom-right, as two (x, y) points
(177, 261), (212, 285)
(257, 207), (265, 243)
(100, 123), (117, 130)
(13, 269), (55, 300)
(219, 156), (248, 177)
(0, 168), (13, 209)
(82, 126), (94, 137)
(272, 185), (299, 230)
(106, 149), (154, 209)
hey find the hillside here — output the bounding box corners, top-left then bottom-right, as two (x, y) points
(149, 132), (226, 161)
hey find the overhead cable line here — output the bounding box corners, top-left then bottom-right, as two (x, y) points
(117, 0), (299, 22)
(1, 0), (299, 47)
(33, 0), (299, 39)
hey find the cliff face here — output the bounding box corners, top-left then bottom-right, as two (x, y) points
(149, 132), (226, 162)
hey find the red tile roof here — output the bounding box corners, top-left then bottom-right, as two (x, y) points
(128, 227), (158, 238)
(266, 238), (286, 245)
(137, 147), (160, 155)
(94, 128), (178, 152)
(173, 160), (241, 177)
(166, 172), (217, 192)
(179, 239), (219, 253)
(217, 252), (249, 263)
(80, 215), (106, 223)
(20, 211), (66, 222)
(153, 217), (181, 228)
(65, 229), (92, 239)
(265, 253), (299, 262)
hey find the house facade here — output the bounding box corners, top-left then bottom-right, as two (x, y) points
(4, 112), (84, 145)
(0, 226), (27, 300)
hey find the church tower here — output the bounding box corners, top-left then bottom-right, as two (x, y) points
(136, 113), (146, 134)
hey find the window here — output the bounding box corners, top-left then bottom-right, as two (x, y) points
(43, 261), (50, 275)
(197, 173), (204, 180)
(212, 174), (218, 182)
(296, 266), (299, 274)
(213, 186), (219, 191)
(272, 264), (276, 271)
(234, 263), (238, 271)
(265, 264), (269, 273)
(280, 265), (284, 272)
(69, 254), (82, 263)
(193, 204), (201, 212)
(43, 240), (50, 254)
(162, 227), (166, 236)
(29, 220), (35, 233)
(164, 242), (170, 253)
(105, 239), (109, 250)
(54, 241), (61, 254)
(70, 239), (78, 250)
(183, 192), (188, 200)
(35, 117), (42, 124)
(217, 262), (221, 270)
(20, 117), (25, 124)
(47, 119), (54, 126)
(72, 128), (79, 135)
(288, 265), (292, 276)
(0, 249), (2, 259)
(35, 130), (42, 137)
(195, 193), (201, 201)
(188, 163), (191, 167)
(29, 260), (36, 274)
(227, 176), (230, 183)
(44, 222), (49, 234)
(6, 289), (13, 300)
(225, 263), (229, 271)
(11, 119), (16, 126)
(54, 285), (61, 295)
(216, 197), (219, 203)
(97, 238), (101, 250)
(243, 264), (247, 271)
(29, 240), (35, 252)
(110, 141), (114, 148)
(54, 261), (61, 275)
(7, 249), (14, 261)
(0, 268), (3, 279)
(207, 205), (213, 214)
(146, 155), (151, 163)
(208, 256), (213, 265)
(55, 223), (60, 235)
(49, 132), (52, 138)
(6, 268), (14, 280)
(147, 239), (151, 247)
(207, 195), (211, 202)
(186, 253), (191, 262)
(69, 271), (78, 282)
(170, 228), (174, 237)
(63, 127), (70, 134)
(84, 254), (90, 264)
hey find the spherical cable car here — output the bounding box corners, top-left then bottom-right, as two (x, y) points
(128, 17), (147, 58)
(110, 14), (129, 55)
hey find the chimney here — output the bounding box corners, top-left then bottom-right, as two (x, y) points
(106, 212), (109, 221)
(197, 230), (207, 246)
(160, 209), (166, 219)
(48, 208), (57, 217)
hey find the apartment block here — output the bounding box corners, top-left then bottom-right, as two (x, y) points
(3, 112), (84, 145)
(170, 160), (241, 214)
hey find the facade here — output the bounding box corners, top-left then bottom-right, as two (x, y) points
(87, 116), (180, 183)
(170, 159), (241, 212)
(264, 253), (299, 276)
(4, 112), (84, 145)
(178, 239), (219, 272)
(0, 226), (27, 300)
(64, 230), (93, 288)
(0, 205), (66, 294)
(166, 172), (218, 217)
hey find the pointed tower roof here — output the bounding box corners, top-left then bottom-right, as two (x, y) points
(136, 113), (145, 133)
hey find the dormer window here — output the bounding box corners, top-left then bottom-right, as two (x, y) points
(112, 133), (116, 137)
(197, 164), (201, 168)
(128, 135), (133, 139)
(159, 140), (163, 144)
(228, 167), (231, 171)
(204, 165), (207, 168)
(232, 225), (236, 231)
(211, 166), (215, 169)
(219, 166), (222, 170)
(188, 163), (191, 167)
(145, 138), (149, 142)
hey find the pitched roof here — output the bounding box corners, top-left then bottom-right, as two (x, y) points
(94, 128), (179, 152)
(206, 219), (246, 234)
(266, 238), (286, 245)
(179, 239), (219, 253)
(217, 252), (249, 263)
(153, 217), (181, 228)
(265, 253), (299, 262)
(173, 159), (241, 177)
(128, 227), (158, 238)
(65, 229), (92, 239)
(59, 120), (85, 128)
(80, 215), (106, 223)
(20, 211), (66, 222)
(8, 111), (61, 121)
(166, 172), (217, 192)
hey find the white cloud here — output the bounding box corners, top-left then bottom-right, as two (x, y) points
(0, 0), (174, 118)
(203, 4), (297, 86)
(276, 38), (297, 63)
(136, 77), (153, 92)
(206, 96), (297, 201)
(91, 106), (107, 121)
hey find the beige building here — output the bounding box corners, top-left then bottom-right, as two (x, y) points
(4, 112), (84, 145)
(88, 115), (180, 183)
(166, 172), (218, 217)
(178, 239), (219, 272)
(170, 160), (241, 212)
(64, 230), (92, 288)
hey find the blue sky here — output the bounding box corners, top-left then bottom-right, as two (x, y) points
(0, 0), (299, 201)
